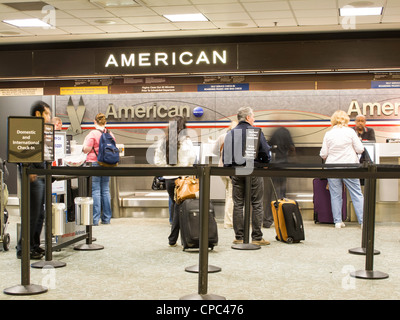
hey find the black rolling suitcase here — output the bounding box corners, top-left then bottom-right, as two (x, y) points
(178, 199), (218, 251)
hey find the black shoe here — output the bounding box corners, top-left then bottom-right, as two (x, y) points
(16, 251), (43, 260)
(35, 247), (45, 254)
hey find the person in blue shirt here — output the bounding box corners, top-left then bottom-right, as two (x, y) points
(223, 107), (271, 246)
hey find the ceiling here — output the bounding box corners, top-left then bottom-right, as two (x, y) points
(0, 0), (399, 45)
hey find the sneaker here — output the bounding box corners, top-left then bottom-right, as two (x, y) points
(335, 222), (345, 228)
(252, 238), (270, 246)
(169, 243), (177, 247)
(232, 239), (243, 244)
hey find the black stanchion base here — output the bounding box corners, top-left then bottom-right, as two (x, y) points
(348, 247), (380, 255)
(231, 243), (261, 250)
(350, 270), (389, 280)
(31, 260), (67, 269)
(3, 284), (48, 296)
(180, 293), (226, 300)
(74, 243), (104, 251)
(185, 264), (221, 273)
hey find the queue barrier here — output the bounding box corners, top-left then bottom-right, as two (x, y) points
(4, 162), (400, 298)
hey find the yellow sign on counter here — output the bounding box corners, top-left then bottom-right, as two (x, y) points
(60, 86), (108, 95)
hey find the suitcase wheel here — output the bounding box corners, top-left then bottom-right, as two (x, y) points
(286, 237), (294, 244)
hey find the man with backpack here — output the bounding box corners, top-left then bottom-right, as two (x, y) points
(83, 113), (118, 225)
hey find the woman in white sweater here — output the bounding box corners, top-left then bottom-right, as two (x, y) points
(320, 110), (365, 228)
(154, 116), (196, 246)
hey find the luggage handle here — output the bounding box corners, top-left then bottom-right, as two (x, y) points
(268, 177), (280, 203)
(269, 177), (286, 241)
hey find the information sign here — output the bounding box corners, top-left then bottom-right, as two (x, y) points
(8, 117), (44, 163)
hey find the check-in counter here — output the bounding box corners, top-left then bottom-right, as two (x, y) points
(110, 156), (226, 220)
(347, 143), (400, 222)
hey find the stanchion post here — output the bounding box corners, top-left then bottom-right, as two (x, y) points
(180, 165), (225, 300)
(4, 164), (48, 295)
(74, 167), (103, 251)
(351, 164), (388, 280)
(348, 177), (380, 256)
(232, 175), (261, 250)
(32, 162), (66, 269)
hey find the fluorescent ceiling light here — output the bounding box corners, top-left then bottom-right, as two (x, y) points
(90, 0), (140, 7)
(3, 18), (51, 27)
(163, 13), (208, 22)
(339, 6), (383, 16)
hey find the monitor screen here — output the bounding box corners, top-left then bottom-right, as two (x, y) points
(362, 142), (375, 163)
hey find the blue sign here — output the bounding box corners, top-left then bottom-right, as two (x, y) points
(192, 107), (204, 117)
(371, 81), (400, 89)
(198, 83), (249, 92)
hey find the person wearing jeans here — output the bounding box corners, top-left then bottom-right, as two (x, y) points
(320, 110), (364, 228)
(82, 113), (115, 225)
(91, 162), (112, 225)
(327, 178), (363, 226)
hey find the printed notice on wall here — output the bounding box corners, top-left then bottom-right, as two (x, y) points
(7, 117), (44, 163)
(60, 86), (109, 95)
(371, 81), (400, 89)
(0, 88), (44, 96)
(197, 83), (249, 92)
(141, 85), (176, 93)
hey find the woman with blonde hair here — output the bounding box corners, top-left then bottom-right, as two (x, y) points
(320, 110), (364, 228)
(83, 113), (116, 225)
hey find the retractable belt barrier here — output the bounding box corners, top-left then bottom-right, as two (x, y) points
(4, 163), (400, 298)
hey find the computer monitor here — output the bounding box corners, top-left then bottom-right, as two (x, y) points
(362, 142), (375, 163)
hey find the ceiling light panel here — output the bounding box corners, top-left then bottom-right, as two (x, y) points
(89, 0), (140, 8)
(339, 6), (383, 16)
(3, 1), (50, 11)
(163, 13), (208, 22)
(3, 18), (51, 27)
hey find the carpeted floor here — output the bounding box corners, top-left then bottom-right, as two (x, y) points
(1, 214), (399, 300)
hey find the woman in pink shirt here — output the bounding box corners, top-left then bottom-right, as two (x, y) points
(82, 113), (115, 225)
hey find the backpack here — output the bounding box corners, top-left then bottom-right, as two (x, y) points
(94, 129), (119, 167)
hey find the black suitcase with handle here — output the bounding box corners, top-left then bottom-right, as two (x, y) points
(177, 199), (218, 251)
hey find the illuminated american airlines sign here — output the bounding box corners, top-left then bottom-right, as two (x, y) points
(105, 50), (227, 68)
(95, 45), (236, 74)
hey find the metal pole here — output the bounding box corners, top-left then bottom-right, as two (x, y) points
(348, 177), (380, 256)
(351, 164), (388, 280)
(181, 165), (225, 300)
(21, 164), (29, 285)
(4, 164), (48, 295)
(31, 162), (66, 269)
(199, 165), (210, 295)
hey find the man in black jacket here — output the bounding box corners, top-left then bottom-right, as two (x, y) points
(223, 107), (271, 245)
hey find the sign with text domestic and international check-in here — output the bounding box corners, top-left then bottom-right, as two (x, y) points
(7, 117), (54, 163)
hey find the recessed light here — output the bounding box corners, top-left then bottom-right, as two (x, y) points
(339, 6), (383, 16)
(163, 13), (208, 22)
(94, 20), (117, 24)
(3, 18), (52, 27)
(227, 22), (248, 27)
(0, 31), (21, 35)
